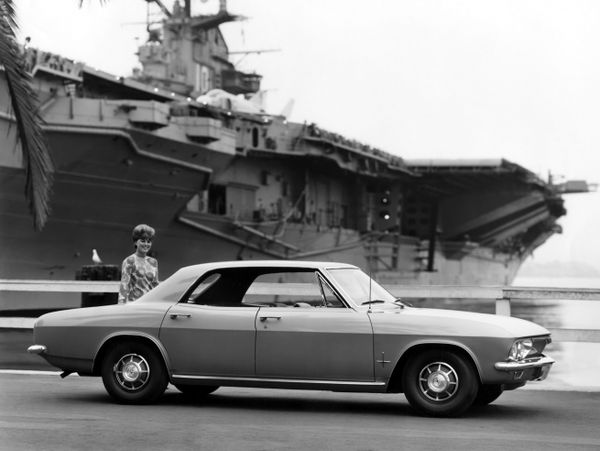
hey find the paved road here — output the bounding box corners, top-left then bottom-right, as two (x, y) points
(1, 372), (599, 451)
(0, 328), (48, 370)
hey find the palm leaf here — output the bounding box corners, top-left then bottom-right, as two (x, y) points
(0, 0), (54, 230)
(0, 0), (15, 29)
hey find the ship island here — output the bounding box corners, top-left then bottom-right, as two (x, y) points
(0, 0), (594, 310)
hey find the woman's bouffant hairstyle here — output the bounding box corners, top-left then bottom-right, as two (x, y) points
(132, 224), (155, 242)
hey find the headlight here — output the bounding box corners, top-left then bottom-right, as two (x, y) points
(508, 338), (536, 361)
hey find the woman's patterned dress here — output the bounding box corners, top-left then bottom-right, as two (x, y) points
(118, 254), (159, 303)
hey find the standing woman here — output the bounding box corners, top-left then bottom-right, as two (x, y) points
(118, 224), (159, 304)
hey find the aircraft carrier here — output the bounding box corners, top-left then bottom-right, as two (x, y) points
(0, 0), (593, 305)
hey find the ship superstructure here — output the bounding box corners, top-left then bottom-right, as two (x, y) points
(0, 0), (594, 301)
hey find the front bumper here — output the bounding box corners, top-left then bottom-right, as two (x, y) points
(494, 355), (555, 382)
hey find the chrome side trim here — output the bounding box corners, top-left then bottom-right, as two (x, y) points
(27, 345), (47, 355)
(172, 374), (386, 387)
(494, 355), (555, 371)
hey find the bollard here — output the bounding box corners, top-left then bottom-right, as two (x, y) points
(76, 265), (120, 307)
(495, 297), (511, 316)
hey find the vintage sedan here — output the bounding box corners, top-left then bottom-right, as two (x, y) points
(28, 260), (554, 417)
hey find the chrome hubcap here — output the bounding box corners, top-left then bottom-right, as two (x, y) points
(113, 353), (150, 391)
(418, 362), (459, 401)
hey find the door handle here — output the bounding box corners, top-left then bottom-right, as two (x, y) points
(170, 313), (192, 319)
(259, 316), (282, 322)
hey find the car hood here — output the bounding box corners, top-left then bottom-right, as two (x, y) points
(370, 306), (550, 338)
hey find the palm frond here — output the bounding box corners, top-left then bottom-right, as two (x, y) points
(0, 0), (17, 30)
(0, 1), (54, 230)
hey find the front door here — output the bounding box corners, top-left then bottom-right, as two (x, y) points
(248, 270), (374, 381)
(255, 307), (374, 381)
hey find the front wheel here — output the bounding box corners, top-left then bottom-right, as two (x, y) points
(402, 349), (478, 417)
(101, 341), (168, 404)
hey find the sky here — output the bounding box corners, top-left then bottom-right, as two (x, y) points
(14, 0), (600, 273)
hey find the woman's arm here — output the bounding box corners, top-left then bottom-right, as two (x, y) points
(118, 258), (132, 304)
(149, 257), (160, 288)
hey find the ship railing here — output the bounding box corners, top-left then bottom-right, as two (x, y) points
(21, 46), (84, 80)
(0, 280), (599, 343)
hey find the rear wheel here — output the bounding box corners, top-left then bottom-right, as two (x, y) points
(474, 384), (503, 405)
(101, 341), (168, 404)
(402, 349), (478, 417)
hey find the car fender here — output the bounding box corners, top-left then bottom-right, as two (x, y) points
(93, 330), (173, 375)
(392, 338), (483, 382)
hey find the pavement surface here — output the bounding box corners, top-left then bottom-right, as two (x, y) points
(3, 325), (600, 450)
(1, 371), (600, 451)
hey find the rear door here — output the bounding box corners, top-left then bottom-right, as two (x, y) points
(158, 271), (259, 377)
(160, 303), (258, 377)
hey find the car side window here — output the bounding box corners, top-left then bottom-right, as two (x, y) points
(181, 268), (346, 308)
(185, 273), (221, 304)
(242, 271), (345, 308)
(319, 276), (344, 308)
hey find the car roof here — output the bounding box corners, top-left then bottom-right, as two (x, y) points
(177, 260), (358, 274)
(135, 260), (362, 305)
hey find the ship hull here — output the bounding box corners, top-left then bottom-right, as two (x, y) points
(1, 163), (523, 313)
(1, 162), (522, 283)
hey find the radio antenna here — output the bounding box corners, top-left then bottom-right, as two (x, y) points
(368, 238), (372, 312)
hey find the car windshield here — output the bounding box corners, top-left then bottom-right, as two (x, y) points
(326, 268), (399, 307)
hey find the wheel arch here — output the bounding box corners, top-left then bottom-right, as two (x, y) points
(92, 332), (171, 377)
(387, 341), (482, 393)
